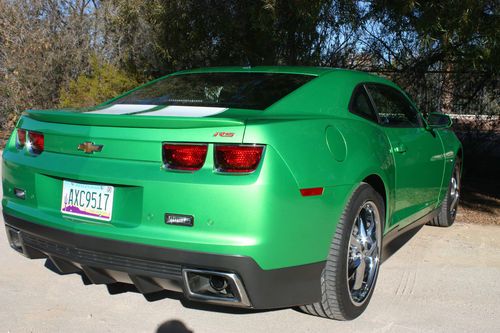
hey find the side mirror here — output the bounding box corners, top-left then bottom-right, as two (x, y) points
(427, 112), (452, 129)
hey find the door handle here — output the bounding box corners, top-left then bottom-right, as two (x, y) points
(393, 143), (407, 154)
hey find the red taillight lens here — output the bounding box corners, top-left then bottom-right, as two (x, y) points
(28, 131), (44, 154)
(163, 143), (208, 171)
(215, 145), (264, 173)
(16, 129), (27, 148)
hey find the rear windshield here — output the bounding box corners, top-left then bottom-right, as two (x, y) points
(111, 72), (315, 110)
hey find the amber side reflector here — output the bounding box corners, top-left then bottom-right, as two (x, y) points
(300, 187), (324, 196)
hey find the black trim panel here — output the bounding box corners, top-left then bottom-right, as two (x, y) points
(20, 231), (183, 279)
(3, 213), (324, 309)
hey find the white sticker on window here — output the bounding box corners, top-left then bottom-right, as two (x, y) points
(137, 105), (228, 117)
(86, 104), (158, 115)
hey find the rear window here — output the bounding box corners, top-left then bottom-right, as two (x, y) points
(111, 72), (315, 110)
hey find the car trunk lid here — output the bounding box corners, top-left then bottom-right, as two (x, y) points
(21, 108), (247, 162)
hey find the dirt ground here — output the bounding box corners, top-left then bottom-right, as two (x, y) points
(460, 191), (500, 224)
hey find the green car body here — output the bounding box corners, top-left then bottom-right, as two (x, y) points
(2, 67), (462, 316)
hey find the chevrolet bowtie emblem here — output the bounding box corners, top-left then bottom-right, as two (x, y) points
(78, 142), (104, 154)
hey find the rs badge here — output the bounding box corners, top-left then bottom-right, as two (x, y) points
(213, 132), (235, 137)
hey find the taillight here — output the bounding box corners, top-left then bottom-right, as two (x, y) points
(214, 145), (264, 173)
(16, 129), (44, 155)
(16, 129), (27, 148)
(27, 131), (44, 155)
(163, 143), (208, 171)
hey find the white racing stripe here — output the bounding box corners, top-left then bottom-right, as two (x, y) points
(137, 105), (228, 117)
(86, 104), (158, 115)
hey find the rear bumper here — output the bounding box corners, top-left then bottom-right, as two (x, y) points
(4, 213), (324, 309)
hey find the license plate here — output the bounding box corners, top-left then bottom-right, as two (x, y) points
(61, 181), (114, 221)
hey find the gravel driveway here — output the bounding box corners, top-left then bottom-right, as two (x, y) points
(1, 154), (499, 333)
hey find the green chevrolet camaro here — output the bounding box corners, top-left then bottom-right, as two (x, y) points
(2, 67), (462, 320)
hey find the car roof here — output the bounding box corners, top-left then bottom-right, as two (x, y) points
(171, 66), (393, 88)
(173, 66), (375, 77)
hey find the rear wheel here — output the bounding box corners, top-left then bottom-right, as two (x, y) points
(300, 183), (384, 320)
(428, 159), (461, 227)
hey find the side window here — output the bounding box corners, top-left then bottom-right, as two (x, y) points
(349, 85), (378, 122)
(366, 84), (422, 128)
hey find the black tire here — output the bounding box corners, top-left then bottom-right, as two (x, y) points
(300, 182), (385, 320)
(428, 159), (461, 227)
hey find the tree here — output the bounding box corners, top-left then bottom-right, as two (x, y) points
(0, 0), (100, 127)
(0, 0), (498, 135)
(364, 1), (499, 114)
(105, 0), (362, 74)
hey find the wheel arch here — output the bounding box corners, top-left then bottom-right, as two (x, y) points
(362, 174), (389, 231)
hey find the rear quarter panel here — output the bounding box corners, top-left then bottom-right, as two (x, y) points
(243, 116), (396, 240)
(243, 70), (398, 234)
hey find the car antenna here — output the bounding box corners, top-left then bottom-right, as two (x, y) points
(243, 56), (252, 69)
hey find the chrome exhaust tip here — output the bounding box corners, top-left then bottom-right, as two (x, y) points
(209, 275), (229, 291)
(182, 268), (251, 307)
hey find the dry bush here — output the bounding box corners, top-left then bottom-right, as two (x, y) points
(0, 0), (106, 131)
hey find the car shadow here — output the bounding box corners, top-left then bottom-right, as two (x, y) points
(104, 282), (281, 315)
(381, 225), (423, 263)
(460, 181), (500, 214)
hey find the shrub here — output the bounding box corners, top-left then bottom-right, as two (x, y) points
(59, 57), (139, 108)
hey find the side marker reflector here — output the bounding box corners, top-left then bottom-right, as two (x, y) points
(300, 187), (324, 197)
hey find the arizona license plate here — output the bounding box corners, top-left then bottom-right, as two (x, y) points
(61, 180), (114, 221)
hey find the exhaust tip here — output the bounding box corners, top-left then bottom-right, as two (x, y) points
(209, 275), (228, 292)
(182, 268), (251, 307)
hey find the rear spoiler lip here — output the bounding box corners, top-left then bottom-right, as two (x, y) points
(25, 110), (245, 129)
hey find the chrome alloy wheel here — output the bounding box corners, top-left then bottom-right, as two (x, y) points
(449, 168), (460, 218)
(347, 201), (382, 305)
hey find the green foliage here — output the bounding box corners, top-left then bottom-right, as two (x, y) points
(59, 57), (139, 108)
(367, 0), (499, 71)
(108, 0), (360, 73)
